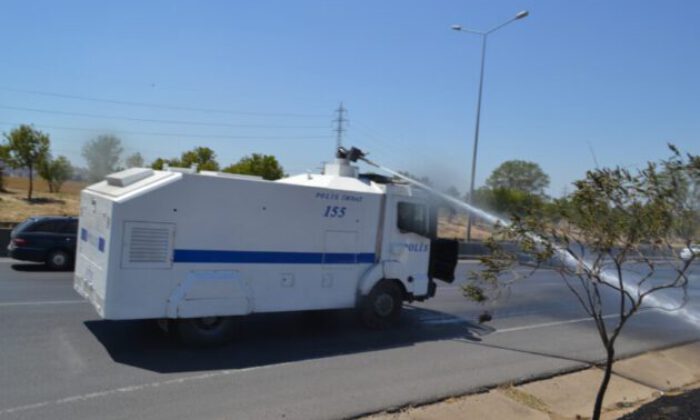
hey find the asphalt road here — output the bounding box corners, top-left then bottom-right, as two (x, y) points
(0, 259), (698, 420)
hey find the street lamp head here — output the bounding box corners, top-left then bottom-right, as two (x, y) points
(451, 24), (462, 31)
(515, 10), (529, 20)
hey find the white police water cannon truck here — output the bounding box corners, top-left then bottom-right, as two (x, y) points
(74, 147), (458, 345)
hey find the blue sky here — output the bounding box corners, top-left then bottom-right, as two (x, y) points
(1, 0), (698, 196)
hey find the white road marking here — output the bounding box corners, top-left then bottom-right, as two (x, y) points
(493, 309), (654, 334)
(415, 307), (657, 332)
(0, 361), (296, 416)
(0, 299), (85, 307)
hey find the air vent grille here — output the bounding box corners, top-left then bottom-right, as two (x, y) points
(129, 227), (171, 263)
(122, 222), (175, 269)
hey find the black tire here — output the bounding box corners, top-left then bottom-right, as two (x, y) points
(46, 249), (71, 270)
(174, 316), (236, 347)
(359, 280), (404, 330)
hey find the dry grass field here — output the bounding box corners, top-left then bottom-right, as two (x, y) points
(0, 177), (86, 224)
(438, 212), (492, 241)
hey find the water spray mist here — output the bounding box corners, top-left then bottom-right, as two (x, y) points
(353, 151), (698, 326)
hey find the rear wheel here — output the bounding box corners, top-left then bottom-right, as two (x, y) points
(46, 249), (71, 270)
(174, 316), (236, 346)
(359, 281), (404, 330)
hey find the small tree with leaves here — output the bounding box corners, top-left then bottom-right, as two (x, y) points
(466, 146), (699, 420)
(180, 147), (219, 171)
(3, 125), (50, 200)
(486, 160), (550, 196)
(38, 155), (74, 193)
(223, 153), (284, 180)
(150, 157), (169, 170)
(474, 186), (546, 218)
(0, 144), (9, 192)
(82, 135), (123, 182)
(151, 147), (219, 172)
(125, 152), (145, 168)
(445, 186), (461, 199)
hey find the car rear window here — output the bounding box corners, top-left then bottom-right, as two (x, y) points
(13, 218), (36, 233)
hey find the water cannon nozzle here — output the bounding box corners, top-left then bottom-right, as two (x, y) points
(336, 146), (366, 162)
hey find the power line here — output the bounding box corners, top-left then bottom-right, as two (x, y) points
(349, 120), (399, 157)
(0, 86), (329, 118)
(0, 121), (332, 141)
(0, 105), (330, 130)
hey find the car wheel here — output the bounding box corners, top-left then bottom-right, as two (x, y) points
(47, 249), (71, 270)
(174, 316), (237, 347)
(359, 280), (404, 330)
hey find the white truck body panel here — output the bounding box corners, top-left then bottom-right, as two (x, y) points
(75, 164), (448, 321)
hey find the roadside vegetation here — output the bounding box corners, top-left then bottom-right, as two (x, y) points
(466, 145), (700, 420)
(0, 123), (290, 224)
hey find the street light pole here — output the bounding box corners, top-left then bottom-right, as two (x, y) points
(452, 10), (528, 242)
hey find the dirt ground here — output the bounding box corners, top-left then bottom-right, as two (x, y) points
(621, 387), (700, 420)
(438, 212), (492, 241)
(0, 177), (84, 224)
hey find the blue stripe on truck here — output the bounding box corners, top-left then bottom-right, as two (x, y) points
(173, 249), (375, 264)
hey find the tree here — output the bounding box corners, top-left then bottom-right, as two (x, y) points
(445, 186), (462, 199)
(486, 160), (550, 196)
(473, 186), (545, 217)
(222, 153), (285, 180)
(466, 146), (699, 420)
(180, 147), (219, 171)
(659, 167), (700, 239)
(82, 135), (123, 182)
(151, 147), (219, 172)
(150, 158), (168, 170)
(0, 144), (9, 192)
(125, 152), (145, 168)
(38, 155), (74, 193)
(3, 125), (50, 200)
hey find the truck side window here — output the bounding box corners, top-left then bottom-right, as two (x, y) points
(397, 202), (428, 236)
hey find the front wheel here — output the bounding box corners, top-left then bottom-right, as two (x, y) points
(359, 281), (404, 330)
(174, 316), (237, 346)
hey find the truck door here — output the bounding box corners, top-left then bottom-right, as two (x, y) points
(427, 206), (458, 284)
(390, 200), (432, 296)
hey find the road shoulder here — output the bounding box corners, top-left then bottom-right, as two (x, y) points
(363, 340), (700, 420)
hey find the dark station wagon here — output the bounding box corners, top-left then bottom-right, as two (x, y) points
(7, 216), (79, 270)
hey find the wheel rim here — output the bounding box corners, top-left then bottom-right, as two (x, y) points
(374, 293), (395, 317)
(52, 253), (66, 266)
